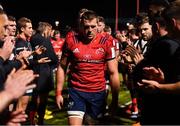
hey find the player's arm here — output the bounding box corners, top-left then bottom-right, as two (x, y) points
(107, 58), (120, 114)
(56, 54), (69, 109)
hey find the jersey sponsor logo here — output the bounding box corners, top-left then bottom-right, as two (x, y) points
(96, 47), (105, 55)
(77, 58), (104, 63)
(73, 48), (80, 53)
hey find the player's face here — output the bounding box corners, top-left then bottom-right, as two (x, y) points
(97, 21), (105, 33)
(22, 22), (33, 38)
(139, 22), (153, 41)
(82, 18), (98, 41)
(7, 20), (16, 36)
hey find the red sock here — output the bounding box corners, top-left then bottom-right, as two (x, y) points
(132, 98), (138, 112)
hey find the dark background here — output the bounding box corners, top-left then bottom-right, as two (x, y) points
(1, 0), (149, 33)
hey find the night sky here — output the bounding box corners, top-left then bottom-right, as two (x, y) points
(1, 0), (149, 32)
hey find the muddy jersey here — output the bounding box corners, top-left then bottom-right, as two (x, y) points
(63, 31), (115, 92)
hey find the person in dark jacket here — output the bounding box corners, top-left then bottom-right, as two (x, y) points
(29, 21), (58, 125)
(132, 2), (180, 124)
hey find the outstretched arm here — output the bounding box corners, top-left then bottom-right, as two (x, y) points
(138, 80), (180, 94)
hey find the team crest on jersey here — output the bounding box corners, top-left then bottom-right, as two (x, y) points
(73, 48), (80, 53)
(96, 47), (105, 55)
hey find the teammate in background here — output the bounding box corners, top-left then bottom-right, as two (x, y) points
(51, 30), (65, 60)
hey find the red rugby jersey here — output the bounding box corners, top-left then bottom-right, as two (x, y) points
(51, 38), (65, 54)
(63, 31), (115, 92)
(102, 32), (119, 52)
